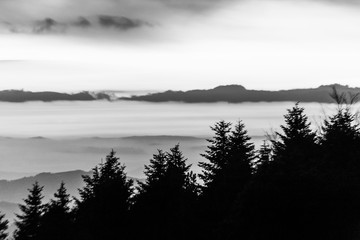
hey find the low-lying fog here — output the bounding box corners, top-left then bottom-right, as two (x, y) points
(0, 101), (343, 178)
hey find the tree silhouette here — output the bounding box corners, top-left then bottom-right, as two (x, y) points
(316, 106), (360, 239)
(199, 121), (232, 188)
(133, 144), (198, 240)
(38, 182), (73, 240)
(138, 149), (167, 194)
(14, 182), (44, 240)
(198, 120), (255, 239)
(0, 214), (9, 240)
(219, 104), (321, 240)
(271, 102), (318, 173)
(254, 140), (272, 171)
(75, 150), (134, 240)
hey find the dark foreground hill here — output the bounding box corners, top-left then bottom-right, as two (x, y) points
(0, 90), (110, 102)
(121, 84), (360, 103)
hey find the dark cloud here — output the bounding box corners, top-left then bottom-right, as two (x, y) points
(98, 15), (151, 30)
(1, 15), (151, 35)
(1, 0), (357, 38)
(0, 0), (238, 37)
(33, 18), (65, 33)
(72, 17), (91, 28)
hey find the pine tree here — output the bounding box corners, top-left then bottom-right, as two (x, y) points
(75, 150), (133, 240)
(316, 107), (360, 239)
(0, 214), (9, 240)
(14, 182), (44, 240)
(219, 104), (321, 240)
(38, 182), (73, 240)
(197, 120), (255, 240)
(165, 144), (192, 190)
(227, 120), (255, 183)
(199, 120), (255, 201)
(271, 103), (318, 173)
(255, 140), (272, 171)
(199, 120), (232, 188)
(133, 145), (198, 240)
(137, 149), (167, 194)
(321, 107), (360, 156)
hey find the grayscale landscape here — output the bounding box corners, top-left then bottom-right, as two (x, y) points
(2, 0), (360, 239)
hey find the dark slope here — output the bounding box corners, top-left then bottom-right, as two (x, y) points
(0, 170), (90, 203)
(0, 170), (142, 204)
(0, 90), (110, 102)
(121, 84), (360, 103)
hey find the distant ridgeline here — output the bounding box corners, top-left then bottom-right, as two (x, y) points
(121, 84), (360, 103)
(0, 90), (110, 102)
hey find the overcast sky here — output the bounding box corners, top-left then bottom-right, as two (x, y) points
(1, 0), (360, 92)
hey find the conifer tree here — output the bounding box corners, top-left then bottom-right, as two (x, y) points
(199, 120), (255, 199)
(75, 150), (133, 240)
(226, 120), (255, 183)
(198, 120), (232, 188)
(321, 107), (360, 155)
(165, 144), (192, 190)
(14, 182), (44, 240)
(219, 104), (320, 240)
(38, 182), (73, 240)
(272, 103), (317, 164)
(198, 120), (255, 240)
(255, 140), (272, 170)
(133, 145), (198, 240)
(137, 149), (167, 194)
(0, 214), (9, 240)
(316, 107), (360, 239)
(269, 103), (318, 175)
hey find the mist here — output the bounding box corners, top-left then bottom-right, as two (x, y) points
(0, 100), (341, 177)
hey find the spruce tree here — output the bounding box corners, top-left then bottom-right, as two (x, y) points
(133, 145), (198, 240)
(271, 102), (317, 173)
(255, 140), (272, 171)
(317, 107), (360, 239)
(137, 149), (167, 194)
(220, 104), (320, 240)
(75, 150), (133, 240)
(198, 120), (255, 240)
(38, 182), (73, 240)
(227, 120), (255, 185)
(320, 107), (360, 159)
(14, 182), (44, 240)
(0, 214), (9, 240)
(198, 120), (232, 188)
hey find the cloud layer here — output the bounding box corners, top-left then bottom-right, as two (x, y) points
(2, 15), (151, 34)
(0, 0), (236, 37)
(0, 0), (359, 37)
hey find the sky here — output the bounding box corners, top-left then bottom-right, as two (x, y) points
(1, 0), (360, 92)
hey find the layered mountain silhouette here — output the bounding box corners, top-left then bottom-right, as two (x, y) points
(0, 170), (89, 204)
(0, 90), (110, 102)
(121, 84), (360, 103)
(3, 84), (359, 103)
(0, 170), (142, 221)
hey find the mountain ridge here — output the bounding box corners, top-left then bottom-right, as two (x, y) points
(0, 170), (143, 222)
(120, 84), (360, 103)
(0, 90), (111, 102)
